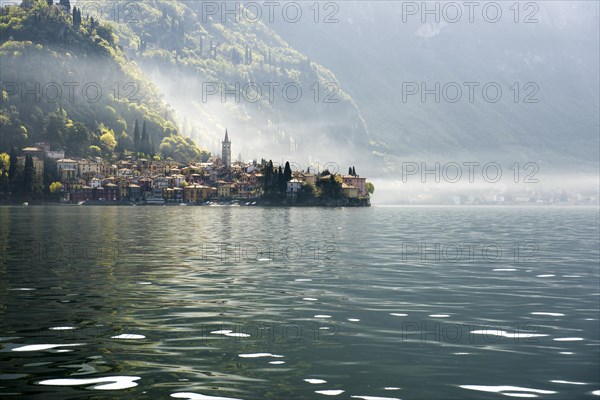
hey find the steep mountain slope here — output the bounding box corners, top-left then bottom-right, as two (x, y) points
(105, 0), (374, 168)
(0, 0), (207, 162)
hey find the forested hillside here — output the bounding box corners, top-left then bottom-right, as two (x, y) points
(105, 0), (373, 165)
(0, 0), (208, 162)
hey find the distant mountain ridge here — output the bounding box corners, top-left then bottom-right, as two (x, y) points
(267, 1), (600, 175)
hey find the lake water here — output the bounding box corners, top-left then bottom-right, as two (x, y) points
(0, 206), (599, 399)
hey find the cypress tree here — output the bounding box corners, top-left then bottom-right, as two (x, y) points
(141, 121), (150, 155)
(8, 146), (18, 191)
(23, 154), (35, 194)
(264, 160), (274, 193)
(133, 119), (140, 152)
(73, 6), (81, 28)
(149, 136), (155, 157)
(277, 166), (284, 193)
(284, 161), (292, 183)
(0, 168), (8, 193)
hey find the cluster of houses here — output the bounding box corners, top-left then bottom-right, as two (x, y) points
(20, 133), (369, 205)
(51, 156), (368, 205)
(51, 157), (366, 204)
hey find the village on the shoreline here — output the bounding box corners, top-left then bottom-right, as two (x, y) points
(2, 131), (373, 206)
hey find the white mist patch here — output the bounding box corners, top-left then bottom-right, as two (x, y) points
(351, 396), (402, 400)
(315, 389), (345, 396)
(304, 379), (327, 384)
(536, 274), (555, 278)
(550, 380), (588, 385)
(111, 334), (146, 340)
(12, 343), (84, 352)
(171, 393), (243, 400)
(470, 330), (547, 339)
(238, 353), (283, 358)
(493, 268), (517, 271)
(553, 337), (584, 341)
(38, 376), (140, 390)
(347, 318), (360, 322)
(269, 361), (285, 365)
(460, 385), (556, 396)
(314, 315), (332, 318)
(390, 313), (407, 317)
(303, 298), (318, 301)
(295, 279), (312, 282)
(384, 387), (400, 390)
(49, 327), (75, 330)
(429, 314), (450, 318)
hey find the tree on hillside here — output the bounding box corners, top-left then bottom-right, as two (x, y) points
(0, 152), (10, 193)
(8, 146), (18, 192)
(298, 182), (316, 201)
(99, 128), (117, 156)
(263, 160), (274, 193)
(284, 161), (292, 183)
(149, 136), (155, 157)
(43, 158), (57, 194)
(23, 154), (35, 194)
(141, 121), (148, 154)
(65, 120), (90, 156)
(133, 119), (140, 152)
(277, 166), (285, 192)
(72, 6), (81, 28)
(45, 109), (67, 148)
(141, 120), (151, 155)
(317, 174), (342, 199)
(0, 105), (28, 150)
(116, 131), (133, 154)
(49, 181), (62, 193)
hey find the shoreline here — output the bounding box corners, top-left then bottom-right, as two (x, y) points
(0, 199), (371, 207)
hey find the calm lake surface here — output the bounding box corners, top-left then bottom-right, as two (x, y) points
(0, 206), (599, 399)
